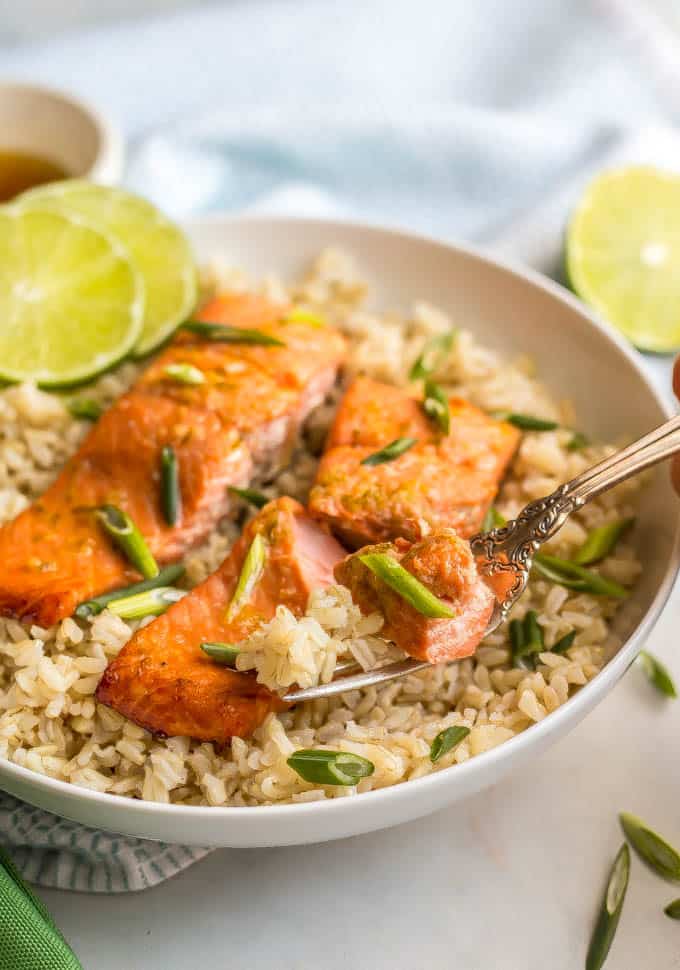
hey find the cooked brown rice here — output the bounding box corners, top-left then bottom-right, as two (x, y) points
(0, 249), (643, 806)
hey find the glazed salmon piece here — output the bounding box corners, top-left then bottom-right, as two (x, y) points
(309, 377), (519, 547)
(334, 530), (494, 664)
(0, 295), (346, 627)
(97, 498), (347, 741)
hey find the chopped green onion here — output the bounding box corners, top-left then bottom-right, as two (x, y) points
(96, 505), (159, 579)
(67, 398), (103, 421)
(637, 650), (677, 699)
(160, 446), (181, 527)
(228, 486), (269, 509)
(200, 642), (240, 667)
(510, 611), (544, 668)
(287, 749), (375, 786)
(164, 362), (205, 385)
(361, 437), (417, 466)
(509, 618), (528, 668)
(423, 379), (450, 434)
(567, 430), (589, 451)
(282, 307), (326, 328)
(523, 610), (544, 653)
(182, 320), (285, 347)
(226, 533), (267, 621)
(585, 843), (629, 970)
(551, 630), (576, 655)
(532, 554), (627, 598)
(107, 586), (186, 620)
(619, 812), (680, 881)
(75, 564), (186, 618)
(574, 518), (634, 566)
(664, 899), (680, 919)
(409, 329), (457, 381)
(358, 552), (455, 619)
(494, 411), (558, 431)
(481, 506), (506, 532)
(429, 725), (470, 764)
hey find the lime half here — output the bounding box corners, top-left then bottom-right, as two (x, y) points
(0, 207), (143, 386)
(20, 180), (197, 357)
(566, 166), (680, 352)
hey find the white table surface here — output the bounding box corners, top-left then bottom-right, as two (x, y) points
(35, 357), (680, 970)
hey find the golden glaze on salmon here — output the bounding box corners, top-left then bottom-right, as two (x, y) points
(97, 498), (347, 741)
(0, 295), (346, 627)
(335, 531), (494, 664)
(309, 377), (519, 547)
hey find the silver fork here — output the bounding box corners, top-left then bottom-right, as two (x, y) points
(283, 412), (680, 703)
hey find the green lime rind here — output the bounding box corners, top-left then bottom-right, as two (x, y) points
(566, 166), (680, 353)
(19, 180), (197, 357)
(0, 206), (143, 387)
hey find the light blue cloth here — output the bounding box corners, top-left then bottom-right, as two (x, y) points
(1, 0), (679, 891)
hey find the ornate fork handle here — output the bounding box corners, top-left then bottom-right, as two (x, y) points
(469, 411), (680, 621)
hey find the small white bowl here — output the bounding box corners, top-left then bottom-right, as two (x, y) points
(0, 215), (678, 847)
(0, 81), (123, 185)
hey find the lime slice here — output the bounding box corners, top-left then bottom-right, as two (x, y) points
(566, 166), (680, 353)
(19, 180), (197, 357)
(0, 207), (143, 386)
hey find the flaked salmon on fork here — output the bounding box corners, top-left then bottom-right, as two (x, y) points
(97, 498), (346, 741)
(0, 294), (346, 627)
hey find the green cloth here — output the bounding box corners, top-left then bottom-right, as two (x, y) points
(0, 844), (82, 970)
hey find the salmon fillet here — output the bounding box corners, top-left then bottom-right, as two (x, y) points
(335, 531), (494, 664)
(96, 497), (347, 741)
(0, 294), (346, 627)
(309, 377), (519, 547)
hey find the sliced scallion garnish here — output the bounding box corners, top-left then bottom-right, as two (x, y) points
(161, 445), (181, 527)
(96, 505), (159, 579)
(200, 642), (240, 667)
(494, 411), (558, 431)
(226, 533), (267, 620)
(75, 564), (186, 618)
(619, 812), (680, 881)
(429, 725), (470, 764)
(509, 618), (527, 669)
(510, 611), (544, 669)
(481, 506), (506, 532)
(164, 362), (205, 385)
(228, 486), (269, 509)
(664, 899), (680, 919)
(409, 329), (457, 381)
(423, 379), (450, 434)
(637, 650), (677, 699)
(573, 518), (634, 566)
(282, 307), (326, 328)
(567, 430), (589, 451)
(361, 437), (417, 466)
(532, 553), (627, 599)
(67, 398), (103, 421)
(287, 749), (375, 786)
(358, 552), (455, 619)
(182, 320), (285, 347)
(106, 586), (186, 620)
(551, 630), (576, 655)
(585, 843), (629, 970)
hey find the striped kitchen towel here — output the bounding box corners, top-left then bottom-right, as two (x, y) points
(0, 793), (209, 892)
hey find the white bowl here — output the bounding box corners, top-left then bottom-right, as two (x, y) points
(0, 82), (123, 185)
(0, 215), (678, 847)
